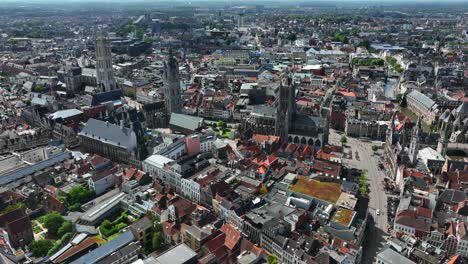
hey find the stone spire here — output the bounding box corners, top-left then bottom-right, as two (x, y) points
(95, 30), (117, 92)
(163, 49), (182, 119)
(409, 115), (422, 165)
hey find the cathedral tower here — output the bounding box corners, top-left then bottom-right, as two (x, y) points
(163, 50), (182, 118)
(95, 31), (117, 92)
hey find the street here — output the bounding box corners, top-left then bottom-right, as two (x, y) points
(329, 130), (388, 263)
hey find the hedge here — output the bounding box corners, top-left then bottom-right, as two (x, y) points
(48, 232), (72, 255)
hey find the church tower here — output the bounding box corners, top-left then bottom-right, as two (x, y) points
(437, 121), (449, 157)
(95, 31), (117, 92)
(409, 116), (422, 165)
(275, 75), (295, 142)
(163, 50), (182, 119)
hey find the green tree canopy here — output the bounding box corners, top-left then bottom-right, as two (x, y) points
(29, 239), (54, 257)
(2, 202), (26, 214)
(287, 33), (297, 42)
(58, 221), (73, 237)
(340, 136), (348, 145)
(43, 212), (65, 235)
(65, 185), (94, 211)
(267, 254), (279, 264)
(359, 172), (368, 194)
(358, 39), (371, 49)
(152, 231), (164, 250)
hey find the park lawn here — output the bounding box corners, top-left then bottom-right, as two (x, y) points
(33, 225), (43, 234)
(289, 176), (342, 203)
(400, 107), (430, 132)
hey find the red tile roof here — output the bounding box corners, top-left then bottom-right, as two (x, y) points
(312, 159), (341, 177)
(220, 224), (241, 250)
(252, 134), (280, 143)
(337, 90), (356, 97)
(54, 237), (98, 263)
(204, 233), (226, 253)
(162, 221), (179, 236)
(416, 206), (433, 219)
(88, 155), (109, 167)
(123, 168), (146, 181)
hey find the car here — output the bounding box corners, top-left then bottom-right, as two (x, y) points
(376, 210), (380, 215)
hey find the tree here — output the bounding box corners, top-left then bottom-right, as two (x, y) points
(154, 220), (163, 233)
(217, 120), (227, 130)
(359, 39), (371, 50)
(57, 221), (72, 237)
(143, 37), (154, 43)
(267, 254), (279, 264)
(287, 33), (297, 42)
(152, 231), (164, 250)
(2, 202), (26, 214)
(25, 192), (43, 210)
(28, 239), (53, 257)
(359, 172), (368, 194)
(66, 185), (94, 210)
(400, 95), (407, 107)
(43, 212), (65, 235)
(340, 136), (347, 145)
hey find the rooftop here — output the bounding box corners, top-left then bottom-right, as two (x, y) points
(48, 109), (83, 120)
(169, 113), (204, 132)
(79, 119), (137, 151)
(153, 243), (197, 264)
(377, 247), (416, 264)
(70, 231), (135, 264)
(332, 208), (355, 227)
(289, 176), (342, 204)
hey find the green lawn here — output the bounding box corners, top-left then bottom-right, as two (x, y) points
(33, 225), (43, 234)
(37, 216), (46, 224)
(399, 107), (431, 132)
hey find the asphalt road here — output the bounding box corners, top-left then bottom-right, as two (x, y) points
(329, 131), (388, 263)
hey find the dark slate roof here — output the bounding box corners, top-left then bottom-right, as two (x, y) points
(129, 217), (152, 233)
(142, 101), (165, 111)
(79, 119), (136, 151)
(439, 189), (466, 204)
(169, 113), (203, 131)
(251, 105), (276, 118)
(456, 102), (468, 114)
(97, 243), (140, 264)
(91, 89), (123, 106)
(407, 90), (435, 110)
(70, 231), (135, 264)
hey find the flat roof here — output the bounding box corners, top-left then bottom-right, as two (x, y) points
(144, 155), (174, 169)
(154, 243), (197, 264)
(70, 231), (135, 264)
(377, 247), (416, 264)
(80, 192), (126, 223)
(289, 176), (342, 204)
(48, 109), (83, 120)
